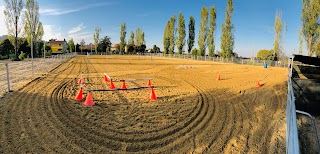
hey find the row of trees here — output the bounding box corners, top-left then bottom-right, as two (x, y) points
(119, 23), (146, 54)
(259, 0), (320, 60)
(163, 0), (234, 58)
(4, 0), (44, 60)
(0, 37), (51, 58)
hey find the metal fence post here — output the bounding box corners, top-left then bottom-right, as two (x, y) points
(5, 63), (11, 92)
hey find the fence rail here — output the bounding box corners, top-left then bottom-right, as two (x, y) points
(140, 53), (289, 68)
(286, 56), (300, 154)
(0, 53), (76, 96)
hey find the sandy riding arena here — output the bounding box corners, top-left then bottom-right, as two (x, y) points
(0, 55), (288, 153)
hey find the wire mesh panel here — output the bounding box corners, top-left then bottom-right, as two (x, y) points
(0, 52), (77, 96)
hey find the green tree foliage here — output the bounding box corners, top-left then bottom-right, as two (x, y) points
(134, 28), (146, 53)
(163, 21), (170, 54)
(18, 51), (26, 60)
(98, 36), (112, 53)
(301, 0), (320, 56)
(80, 39), (85, 54)
(152, 45), (160, 53)
(191, 48), (198, 56)
(135, 28), (145, 46)
(93, 26), (101, 53)
(128, 31), (134, 45)
(136, 44), (146, 53)
(119, 23), (126, 54)
(207, 6), (217, 57)
(126, 44), (135, 54)
(274, 11), (282, 58)
(168, 15), (176, 54)
(220, 0), (235, 58)
(41, 41), (51, 56)
(316, 42), (320, 57)
(0, 39), (14, 55)
(4, 0), (24, 60)
(198, 6), (208, 56)
(24, 0), (43, 58)
(298, 27), (304, 55)
(187, 16), (195, 54)
(68, 38), (74, 52)
(176, 12), (186, 54)
(257, 49), (274, 60)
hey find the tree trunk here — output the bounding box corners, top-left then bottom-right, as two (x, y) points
(15, 15), (18, 60)
(308, 37), (313, 56)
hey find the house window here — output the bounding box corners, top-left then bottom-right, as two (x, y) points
(59, 44), (61, 46)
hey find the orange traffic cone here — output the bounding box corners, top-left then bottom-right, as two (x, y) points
(149, 88), (157, 101)
(110, 79), (116, 89)
(103, 75), (109, 82)
(84, 91), (94, 106)
(121, 81), (127, 89)
(147, 80), (152, 86)
(75, 88), (83, 101)
(217, 75), (221, 81)
(257, 81), (261, 87)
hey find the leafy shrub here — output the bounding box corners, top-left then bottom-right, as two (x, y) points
(45, 50), (52, 56)
(18, 51), (26, 60)
(257, 49), (275, 60)
(191, 48), (198, 56)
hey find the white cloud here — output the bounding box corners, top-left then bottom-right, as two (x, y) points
(66, 23), (92, 43)
(68, 23), (85, 34)
(0, 5), (7, 35)
(40, 2), (111, 16)
(42, 25), (64, 41)
(112, 26), (120, 31)
(40, 8), (81, 16)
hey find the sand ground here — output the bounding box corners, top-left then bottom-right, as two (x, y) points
(0, 55), (288, 153)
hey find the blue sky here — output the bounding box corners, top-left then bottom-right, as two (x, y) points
(0, 0), (304, 57)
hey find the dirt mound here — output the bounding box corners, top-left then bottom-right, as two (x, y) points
(0, 55), (287, 153)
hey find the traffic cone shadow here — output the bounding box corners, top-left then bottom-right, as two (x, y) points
(84, 91), (94, 106)
(150, 88), (157, 101)
(75, 88), (83, 101)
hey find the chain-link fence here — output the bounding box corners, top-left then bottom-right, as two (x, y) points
(0, 53), (77, 96)
(141, 53), (289, 68)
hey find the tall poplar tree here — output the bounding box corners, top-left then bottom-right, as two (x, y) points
(163, 21), (170, 54)
(187, 16), (195, 54)
(93, 26), (101, 53)
(301, 0), (320, 56)
(220, 0), (234, 58)
(176, 12), (186, 54)
(274, 11), (282, 59)
(207, 6), (216, 57)
(119, 23), (126, 54)
(298, 27), (303, 55)
(128, 31), (134, 45)
(4, 0), (24, 60)
(168, 15), (176, 54)
(198, 6), (208, 56)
